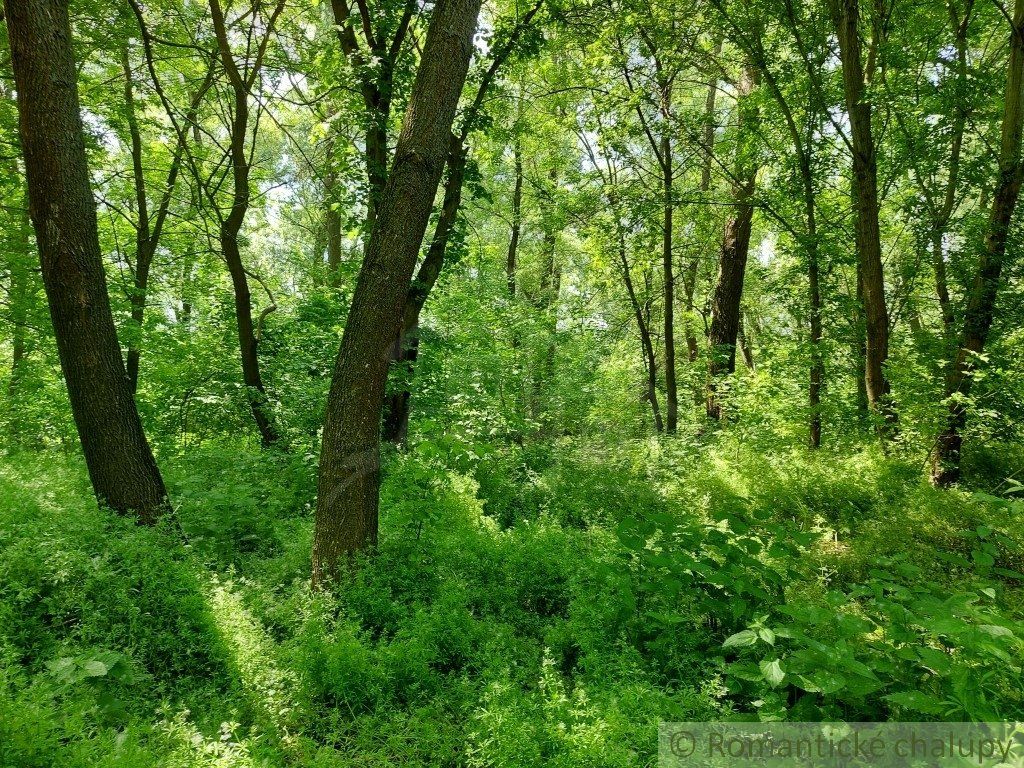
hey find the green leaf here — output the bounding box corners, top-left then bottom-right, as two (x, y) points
(759, 658), (785, 687)
(757, 627), (776, 646)
(83, 660), (108, 677)
(723, 630), (758, 649)
(978, 624), (1014, 638)
(883, 691), (946, 715)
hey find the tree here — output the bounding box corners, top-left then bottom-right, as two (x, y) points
(706, 60), (760, 420)
(829, 0), (896, 432)
(931, 0), (1024, 486)
(206, 0), (286, 446)
(4, 0), (168, 522)
(312, 0), (484, 586)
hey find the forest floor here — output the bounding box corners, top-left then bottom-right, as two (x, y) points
(1, 436), (1023, 767)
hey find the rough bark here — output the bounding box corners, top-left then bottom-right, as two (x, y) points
(831, 0), (896, 432)
(707, 62), (759, 420)
(932, 0), (1024, 486)
(5, 0), (168, 521)
(312, 0), (483, 586)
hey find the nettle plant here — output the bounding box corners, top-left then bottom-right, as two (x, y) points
(721, 548), (1024, 721)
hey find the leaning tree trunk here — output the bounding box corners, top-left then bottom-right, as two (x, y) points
(831, 0), (895, 433)
(707, 62), (759, 420)
(932, 0), (1024, 486)
(5, 0), (168, 522)
(616, 218), (663, 432)
(312, 0), (483, 587)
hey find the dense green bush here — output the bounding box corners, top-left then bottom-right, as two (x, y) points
(1, 435), (1022, 766)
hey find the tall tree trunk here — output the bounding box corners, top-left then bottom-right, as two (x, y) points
(325, 159), (343, 287)
(661, 129), (678, 432)
(122, 46), (150, 394)
(738, 310), (755, 370)
(5, 0), (168, 521)
(932, 0), (1024, 486)
(531, 170), (560, 429)
(121, 52), (210, 394)
(507, 138), (523, 298)
(209, 0), (283, 446)
(6, 184), (33, 443)
(617, 220), (663, 431)
(707, 63), (759, 419)
(312, 0), (483, 586)
(380, 2), (542, 444)
(684, 36), (722, 363)
(853, 262), (869, 418)
(382, 135), (468, 444)
(831, 0), (896, 432)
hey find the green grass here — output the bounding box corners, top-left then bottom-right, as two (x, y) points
(1, 437), (1022, 766)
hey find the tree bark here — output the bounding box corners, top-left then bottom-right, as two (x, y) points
(507, 138), (523, 298)
(707, 62), (759, 419)
(932, 0), (1024, 486)
(661, 128), (678, 432)
(5, 0), (168, 521)
(312, 0), (483, 586)
(209, 0), (284, 446)
(831, 0), (896, 432)
(617, 218), (663, 431)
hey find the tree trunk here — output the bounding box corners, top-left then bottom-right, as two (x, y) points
(209, 0), (283, 446)
(617, 221), (663, 431)
(932, 0), (1024, 486)
(738, 310), (755, 371)
(383, 135), (468, 444)
(831, 0), (896, 432)
(312, 0), (483, 586)
(507, 139), (523, 298)
(325, 161), (343, 287)
(5, 0), (168, 522)
(661, 130), (678, 433)
(684, 36), (722, 363)
(122, 45), (150, 394)
(707, 63), (759, 420)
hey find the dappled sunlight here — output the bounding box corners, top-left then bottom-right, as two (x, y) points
(202, 577), (299, 757)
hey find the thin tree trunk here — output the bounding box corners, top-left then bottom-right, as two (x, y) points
(661, 129), (678, 432)
(380, 2), (542, 444)
(684, 36), (722, 363)
(5, 0), (168, 521)
(312, 0), (483, 586)
(507, 138), (523, 298)
(382, 135), (468, 444)
(932, 0), (1024, 486)
(122, 45), (151, 394)
(7, 184), (33, 442)
(209, 0), (283, 446)
(831, 0), (896, 432)
(738, 310), (755, 370)
(325, 159), (343, 287)
(707, 62), (759, 419)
